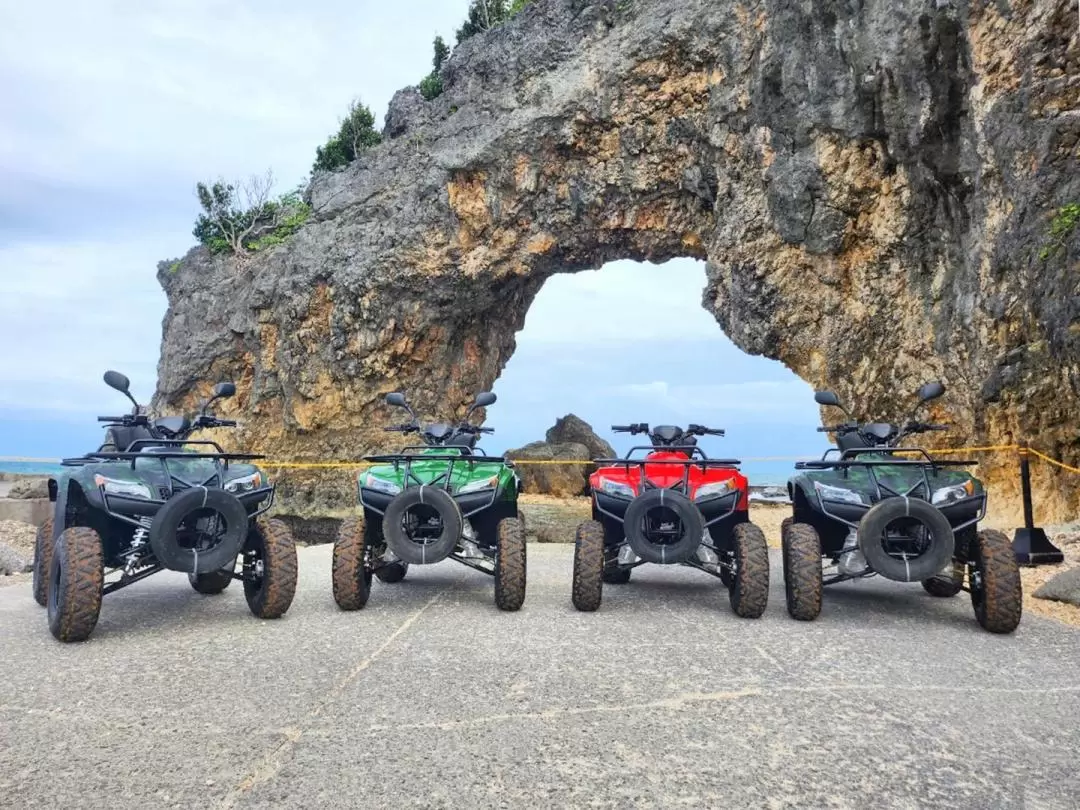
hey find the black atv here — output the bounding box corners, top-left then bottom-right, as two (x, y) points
(33, 371), (297, 642)
(782, 381), (1022, 633)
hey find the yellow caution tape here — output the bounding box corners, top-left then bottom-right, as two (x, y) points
(1025, 447), (1080, 475)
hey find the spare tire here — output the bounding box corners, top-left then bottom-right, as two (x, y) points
(857, 497), (954, 583)
(623, 489), (704, 564)
(382, 486), (463, 565)
(149, 487), (248, 574)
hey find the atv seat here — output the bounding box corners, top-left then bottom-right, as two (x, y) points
(99, 425), (156, 452)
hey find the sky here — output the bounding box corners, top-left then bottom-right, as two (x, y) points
(0, 1), (826, 477)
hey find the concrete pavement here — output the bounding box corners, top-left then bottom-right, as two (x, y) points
(2, 545), (1079, 809)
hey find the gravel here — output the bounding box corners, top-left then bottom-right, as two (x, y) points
(0, 520), (36, 579)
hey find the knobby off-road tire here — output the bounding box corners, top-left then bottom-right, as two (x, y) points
(374, 561), (409, 583)
(572, 520), (604, 612)
(333, 516), (372, 611)
(32, 516), (55, 607)
(47, 527), (104, 643)
(188, 565), (235, 595)
(494, 517), (527, 612)
(921, 562), (964, 598)
(243, 519), (297, 620)
(782, 522), (823, 621)
(729, 522), (769, 619)
(970, 528), (1022, 634)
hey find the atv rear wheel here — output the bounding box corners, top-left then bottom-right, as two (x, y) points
(47, 526), (104, 643)
(494, 517), (527, 612)
(572, 520), (604, 612)
(782, 522), (823, 621)
(243, 519), (297, 619)
(189, 565), (235, 595)
(333, 516), (372, 611)
(32, 516), (54, 607)
(921, 562), (964, 598)
(374, 561), (409, 583)
(729, 523), (769, 619)
(970, 529), (1022, 634)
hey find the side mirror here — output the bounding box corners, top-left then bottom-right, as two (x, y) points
(385, 392), (408, 408)
(212, 382), (236, 399)
(472, 392), (497, 409)
(917, 381), (945, 402)
(104, 371), (131, 394)
(814, 391), (841, 408)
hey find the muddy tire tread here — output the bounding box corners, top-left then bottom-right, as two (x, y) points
(730, 522), (769, 619)
(333, 516), (371, 611)
(971, 528), (1022, 634)
(245, 519), (297, 619)
(782, 522), (823, 621)
(48, 527), (104, 643)
(572, 520), (604, 612)
(494, 518), (527, 611)
(33, 516), (54, 607)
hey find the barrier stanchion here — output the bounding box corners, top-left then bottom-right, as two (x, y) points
(1012, 443), (1064, 566)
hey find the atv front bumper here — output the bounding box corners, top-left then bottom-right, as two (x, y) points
(819, 493), (986, 531)
(99, 486), (274, 521)
(594, 490), (741, 526)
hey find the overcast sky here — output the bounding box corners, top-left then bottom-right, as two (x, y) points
(0, 0), (824, 477)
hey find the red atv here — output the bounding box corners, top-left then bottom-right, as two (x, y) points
(571, 423), (769, 617)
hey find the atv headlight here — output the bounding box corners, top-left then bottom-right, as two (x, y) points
(695, 480), (734, 501)
(363, 473), (401, 496)
(814, 481), (864, 505)
(597, 477), (635, 499)
(94, 475), (152, 500)
(225, 472), (263, 493)
(932, 480), (975, 505)
(458, 475), (499, 495)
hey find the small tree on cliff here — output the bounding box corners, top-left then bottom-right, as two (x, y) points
(192, 170), (310, 257)
(455, 0), (510, 42)
(420, 35), (451, 100)
(312, 98), (382, 173)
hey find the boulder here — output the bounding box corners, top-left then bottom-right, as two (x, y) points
(8, 477), (49, 499)
(1033, 568), (1080, 608)
(506, 441), (591, 498)
(545, 415), (615, 461)
(0, 543), (30, 576)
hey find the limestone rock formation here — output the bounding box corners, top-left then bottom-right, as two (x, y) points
(546, 414), (616, 460)
(155, 0), (1080, 520)
(506, 440), (592, 498)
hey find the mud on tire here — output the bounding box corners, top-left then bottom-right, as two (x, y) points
(729, 522), (769, 619)
(243, 519), (297, 619)
(970, 528), (1022, 634)
(32, 516), (55, 607)
(47, 526), (104, 643)
(494, 517), (527, 612)
(333, 516), (372, 611)
(572, 520), (604, 612)
(782, 522), (823, 621)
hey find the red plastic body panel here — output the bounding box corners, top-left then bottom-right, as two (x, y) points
(589, 450), (750, 511)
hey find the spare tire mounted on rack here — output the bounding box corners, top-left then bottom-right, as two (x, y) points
(382, 486), (464, 565)
(148, 487), (249, 574)
(623, 489), (704, 564)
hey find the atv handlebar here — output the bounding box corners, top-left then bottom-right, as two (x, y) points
(687, 424), (725, 437)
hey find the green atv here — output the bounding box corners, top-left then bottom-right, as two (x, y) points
(781, 381), (1022, 633)
(33, 371), (297, 642)
(332, 391), (526, 612)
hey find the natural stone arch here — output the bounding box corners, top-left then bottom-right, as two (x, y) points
(156, 0), (1080, 519)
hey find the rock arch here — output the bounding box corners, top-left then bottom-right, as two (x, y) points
(156, 0), (1080, 519)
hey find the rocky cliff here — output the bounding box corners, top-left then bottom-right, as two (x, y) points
(155, 0), (1080, 520)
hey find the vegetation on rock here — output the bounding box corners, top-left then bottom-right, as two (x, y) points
(312, 98), (381, 173)
(192, 171), (310, 257)
(1040, 202), (1080, 261)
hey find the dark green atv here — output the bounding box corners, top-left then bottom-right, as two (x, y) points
(332, 391), (526, 612)
(33, 371), (297, 642)
(782, 381), (1022, 634)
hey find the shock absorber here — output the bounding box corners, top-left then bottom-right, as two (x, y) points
(123, 517), (154, 576)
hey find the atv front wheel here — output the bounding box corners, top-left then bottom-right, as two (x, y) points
(333, 517), (372, 611)
(189, 565), (235, 595)
(970, 529), (1022, 634)
(32, 516), (54, 607)
(572, 521), (604, 611)
(782, 523), (822, 621)
(374, 561), (409, 584)
(47, 526), (104, 643)
(494, 517), (527, 612)
(729, 523), (769, 618)
(243, 519), (298, 619)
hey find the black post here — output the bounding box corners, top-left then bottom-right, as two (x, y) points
(1012, 443), (1064, 566)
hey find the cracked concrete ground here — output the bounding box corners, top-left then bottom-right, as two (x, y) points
(2, 545), (1078, 809)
